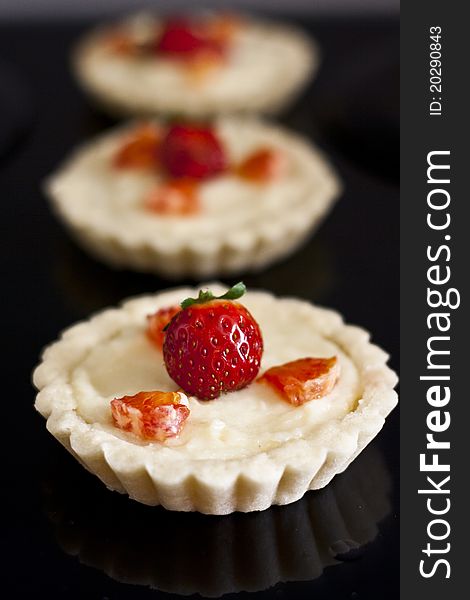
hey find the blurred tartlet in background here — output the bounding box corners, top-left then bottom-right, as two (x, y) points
(73, 12), (318, 118)
(44, 117), (341, 278)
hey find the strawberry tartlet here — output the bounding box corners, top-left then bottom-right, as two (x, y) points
(73, 12), (318, 117)
(33, 283), (398, 515)
(45, 117), (341, 278)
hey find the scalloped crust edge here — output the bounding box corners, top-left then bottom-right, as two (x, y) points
(44, 118), (342, 278)
(72, 16), (319, 118)
(46, 444), (391, 596)
(33, 286), (398, 515)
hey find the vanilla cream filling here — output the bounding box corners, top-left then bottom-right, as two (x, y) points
(71, 293), (362, 460)
(53, 119), (330, 245)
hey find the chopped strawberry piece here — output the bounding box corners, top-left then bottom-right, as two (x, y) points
(204, 14), (242, 45)
(258, 357), (339, 406)
(160, 124), (227, 180)
(104, 29), (135, 54)
(113, 124), (160, 170)
(156, 18), (226, 60)
(236, 148), (288, 182)
(147, 305), (181, 349)
(184, 49), (225, 83)
(111, 391), (190, 441)
(145, 179), (199, 215)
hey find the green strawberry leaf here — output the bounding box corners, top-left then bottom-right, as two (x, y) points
(181, 282), (246, 310)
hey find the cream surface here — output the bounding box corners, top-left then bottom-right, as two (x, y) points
(71, 292), (362, 460)
(77, 15), (314, 111)
(51, 118), (332, 246)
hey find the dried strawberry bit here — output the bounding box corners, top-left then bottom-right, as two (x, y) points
(147, 306), (181, 350)
(104, 28), (136, 55)
(185, 50), (225, 83)
(258, 357), (340, 406)
(203, 14), (242, 45)
(111, 391), (190, 441)
(113, 124), (161, 170)
(236, 148), (288, 182)
(159, 124), (227, 180)
(145, 179), (199, 215)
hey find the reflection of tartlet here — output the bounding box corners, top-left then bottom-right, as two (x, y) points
(33, 285), (398, 515)
(73, 13), (318, 117)
(43, 443), (391, 596)
(44, 118), (341, 278)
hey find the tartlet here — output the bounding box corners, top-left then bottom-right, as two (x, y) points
(33, 285), (398, 515)
(73, 12), (318, 118)
(45, 117), (341, 278)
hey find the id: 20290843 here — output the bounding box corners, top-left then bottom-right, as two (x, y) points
(429, 26), (443, 116)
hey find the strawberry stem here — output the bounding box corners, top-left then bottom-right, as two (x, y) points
(181, 282), (246, 309)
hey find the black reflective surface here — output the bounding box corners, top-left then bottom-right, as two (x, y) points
(0, 58), (34, 161)
(43, 443), (392, 597)
(1, 16), (399, 599)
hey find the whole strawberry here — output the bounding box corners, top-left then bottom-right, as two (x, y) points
(159, 123), (227, 180)
(163, 283), (263, 400)
(156, 18), (225, 59)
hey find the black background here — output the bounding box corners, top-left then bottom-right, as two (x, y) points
(1, 15), (399, 599)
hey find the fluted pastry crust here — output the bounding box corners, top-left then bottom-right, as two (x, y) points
(44, 444), (391, 596)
